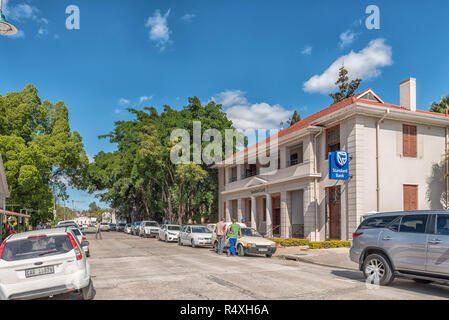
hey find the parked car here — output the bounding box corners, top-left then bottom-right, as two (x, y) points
(350, 210), (449, 286)
(178, 225), (213, 248)
(56, 220), (79, 229)
(81, 224), (89, 230)
(0, 228), (94, 300)
(109, 223), (116, 231)
(139, 221), (160, 238)
(100, 223), (110, 232)
(69, 227), (90, 257)
(158, 224), (181, 242)
(117, 223), (126, 232)
(124, 224), (133, 234)
(211, 223), (276, 258)
(132, 222), (141, 235)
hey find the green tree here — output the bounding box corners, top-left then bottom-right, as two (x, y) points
(286, 111), (301, 126)
(0, 85), (88, 225)
(329, 66), (362, 104)
(430, 95), (449, 114)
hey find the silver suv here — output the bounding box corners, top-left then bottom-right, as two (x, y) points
(350, 210), (449, 286)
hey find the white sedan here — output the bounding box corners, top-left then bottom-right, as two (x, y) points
(0, 228), (94, 300)
(158, 224), (181, 242)
(178, 225), (213, 248)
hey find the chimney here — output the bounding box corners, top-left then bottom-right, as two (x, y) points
(400, 78), (416, 111)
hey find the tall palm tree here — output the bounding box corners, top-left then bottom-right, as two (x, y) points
(430, 95), (449, 113)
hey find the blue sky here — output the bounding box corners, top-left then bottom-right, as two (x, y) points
(1, 0), (449, 209)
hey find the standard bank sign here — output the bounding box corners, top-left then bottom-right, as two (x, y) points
(328, 151), (349, 180)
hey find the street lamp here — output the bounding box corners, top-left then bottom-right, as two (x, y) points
(0, 0), (18, 36)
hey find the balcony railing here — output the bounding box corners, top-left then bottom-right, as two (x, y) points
(287, 159), (300, 167)
(242, 169), (260, 179)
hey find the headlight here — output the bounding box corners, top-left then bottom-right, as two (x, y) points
(246, 243), (256, 247)
(270, 243), (276, 247)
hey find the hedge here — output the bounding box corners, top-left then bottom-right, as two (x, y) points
(269, 238), (351, 249)
(308, 241), (352, 249)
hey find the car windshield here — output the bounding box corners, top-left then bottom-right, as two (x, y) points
(145, 222), (159, 227)
(191, 226), (211, 233)
(168, 226), (181, 231)
(70, 229), (81, 236)
(241, 228), (262, 237)
(2, 235), (73, 262)
(119, 224), (126, 227)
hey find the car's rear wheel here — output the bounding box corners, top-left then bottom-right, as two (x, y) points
(237, 244), (245, 257)
(363, 253), (394, 286)
(266, 254), (272, 258)
(82, 279), (94, 300)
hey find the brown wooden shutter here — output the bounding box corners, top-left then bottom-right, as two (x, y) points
(404, 185), (418, 211)
(403, 125), (417, 157)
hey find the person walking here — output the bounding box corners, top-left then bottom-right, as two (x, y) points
(241, 218), (248, 227)
(215, 217), (226, 255)
(227, 218), (242, 257)
(95, 220), (102, 240)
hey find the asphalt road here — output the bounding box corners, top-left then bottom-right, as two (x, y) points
(81, 230), (449, 300)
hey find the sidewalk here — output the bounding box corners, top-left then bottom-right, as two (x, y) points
(274, 246), (358, 271)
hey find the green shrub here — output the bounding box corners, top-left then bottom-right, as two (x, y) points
(269, 238), (310, 247)
(308, 240), (351, 249)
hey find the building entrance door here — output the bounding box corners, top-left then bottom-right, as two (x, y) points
(328, 186), (341, 240)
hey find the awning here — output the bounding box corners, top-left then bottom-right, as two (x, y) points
(2, 210), (31, 218)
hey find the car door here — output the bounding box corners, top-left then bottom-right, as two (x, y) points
(379, 214), (429, 272)
(426, 214), (449, 275)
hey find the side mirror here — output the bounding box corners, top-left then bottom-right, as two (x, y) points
(81, 241), (90, 247)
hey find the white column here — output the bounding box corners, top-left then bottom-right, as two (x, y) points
(250, 196), (257, 229)
(279, 146), (287, 169)
(237, 198), (243, 222)
(225, 200), (231, 222)
(266, 194), (273, 237)
(281, 191), (291, 239)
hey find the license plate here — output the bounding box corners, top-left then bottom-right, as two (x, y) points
(25, 266), (55, 278)
(258, 248), (268, 252)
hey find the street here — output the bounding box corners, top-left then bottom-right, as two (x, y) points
(81, 230), (449, 300)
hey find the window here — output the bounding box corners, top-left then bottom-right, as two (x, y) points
(230, 167), (237, 182)
(436, 215), (449, 236)
(288, 144), (303, 167)
(399, 215), (428, 234)
(358, 216), (400, 230)
(403, 185), (418, 211)
(263, 198), (267, 222)
(403, 125), (417, 157)
(326, 125), (340, 159)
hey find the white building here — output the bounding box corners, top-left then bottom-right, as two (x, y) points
(215, 78), (449, 241)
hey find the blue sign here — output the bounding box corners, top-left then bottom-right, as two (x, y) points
(328, 151), (350, 180)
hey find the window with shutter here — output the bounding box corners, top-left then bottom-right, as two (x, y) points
(403, 185), (418, 211)
(403, 125), (417, 157)
(326, 125), (340, 159)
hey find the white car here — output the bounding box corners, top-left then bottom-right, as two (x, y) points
(158, 224), (181, 242)
(69, 228), (90, 257)
(139, 221), (160, 238)
(100, 223), (110, 232)
(124, 224), (133, 234)
(0, 228), (94, 300)
(178, 225), (213, 248)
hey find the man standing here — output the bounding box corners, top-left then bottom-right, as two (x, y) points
(95, 220), (102, 240)
(215, 217), (226, 255)
(227, 218), (242, 257)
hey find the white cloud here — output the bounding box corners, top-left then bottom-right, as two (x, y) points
(9, 30), (25, 39)
(181, 13), (196, 22)
(212, 90), (248, 108)
(139, 95), (153, 103)
(145, 9), (172, 51)
(37, 26), (48, 37)
(87, 154), (94, 164)
(118, 98), (130, 106)
(5, 3), (39, 21)
(339, 30), (357, 49)
(301, 45), (312, 56)
(303, 39), (393, 94)
(212, 90), (291, 131)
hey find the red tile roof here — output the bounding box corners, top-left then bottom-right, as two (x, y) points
(220, 90), (449, 164)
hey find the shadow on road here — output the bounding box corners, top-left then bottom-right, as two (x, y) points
(331, 270), (449, 299)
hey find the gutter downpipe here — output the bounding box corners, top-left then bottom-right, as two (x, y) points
(376, 109), (390, 212)
(314, 128), (324, 241)
(446, 126), (448, 209)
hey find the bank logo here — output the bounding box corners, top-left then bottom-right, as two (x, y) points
(336, 151), (348, 167)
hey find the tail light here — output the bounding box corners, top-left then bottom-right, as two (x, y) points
(81, 236), (87, 242)
(353, 232), (363, 239)
(67, 232), (83, 261)
(0, 241), (6, 260)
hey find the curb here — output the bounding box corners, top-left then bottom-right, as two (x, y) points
(279, 254), (359, 271)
